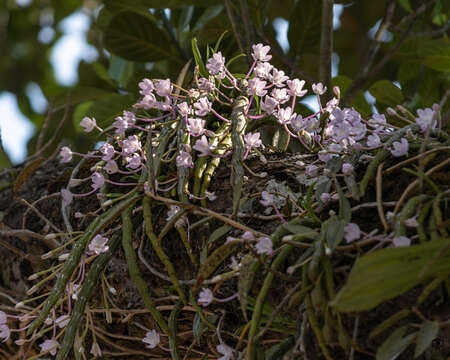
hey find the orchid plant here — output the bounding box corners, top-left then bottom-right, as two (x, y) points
(2, 40), (448, 360)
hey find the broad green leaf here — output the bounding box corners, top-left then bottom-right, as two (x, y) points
(368, 80), (404, 107)
(288, 0), (322, 54)
(414, 321), (440, 358)
(423, 55), (450, 72)
(104, 11), (177, 63)
(331, 239), (450, 312)
(103, 0), (157, 20)
(376, 326), (417, 360)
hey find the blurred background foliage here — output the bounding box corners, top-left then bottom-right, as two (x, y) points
(0, 0), (449, 168)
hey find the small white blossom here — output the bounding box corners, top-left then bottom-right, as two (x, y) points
(342, 163), (354, 175)
(198, 288), (214, 307)
(244, 132), (262, 149)
(88, 235), (109, 255)
(254, 61), (273, 79)
(39, 339), (59, 356)
(404, 216), (419, 227)
(344, 223), (360, 243)
(255, 237), (273, 255)
(80, 117), (97, 132)
(177, 102), (191, 117)
(320, 192), (331, 203)
(287, 78), (307, 97)
(176, 150), (193, 168)
(142, 330), (160, 349)
(90, 342), (102, 357)
(260, 95), (278, 114)
(390, 138), (408, 157)
(217, 343), (234, 360)
(305, 164), (319, 178)
(126, 153), (142, 170)
(271, 88), (290, 104)
(270, 68), (289, 87)
(138, 78), (154, 96)
(194, 97), (212, 116)
(187, 118), (206, 137)
(367, 133), (381, 148)
(122, 135), (142, 155)
(277, 107), (295, 125)
(0, 325), (10, 342)
(91, 172), (105, 190)
(248, 78), (267, 97)
(312, 82), (327, 95)
(415, 108), (436, 132)
(60, 146), (72, 163)
(104, 160), (119, 174)
(55, 315), (70, 328)
(251, 43), (272, 62)
(206, 52), (226, 76)
(193, 135), (215, 157)
(260, 191), (274, 207)
(393, 236), (411, 247)
(155, 78), (172, 97)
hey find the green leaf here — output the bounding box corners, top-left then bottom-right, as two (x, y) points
(397, 0), (413, 13)
(376, 326), (417, 360)
(331, 239), (450, 312)
(238, 255), (259, 321)
(325, 217), (346, 251)
(191, 5), (224, 33)
(73, 93), (135, 132)
(414, 321), (440, 358)
(103, 11), (177, 63)
(108, 55), (135, 88)
(103, 0), (157, 20)
(191, 38), (209, 78)
(423, 55), (450, 72)
(288, 0), (322, 54)
(369, 309), (411, 339)
(368, 80), (404, 107)
(207, 225), (231, 245)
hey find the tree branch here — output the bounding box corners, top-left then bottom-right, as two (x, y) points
(319, 0), (334, 99)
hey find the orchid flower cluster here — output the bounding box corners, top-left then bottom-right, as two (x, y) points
(5, 42), (442, 358)
(59, 43), (440, 213)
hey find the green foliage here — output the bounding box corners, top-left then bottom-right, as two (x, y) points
(332, 239), (450, 312)
(104, 11), (177, 62)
